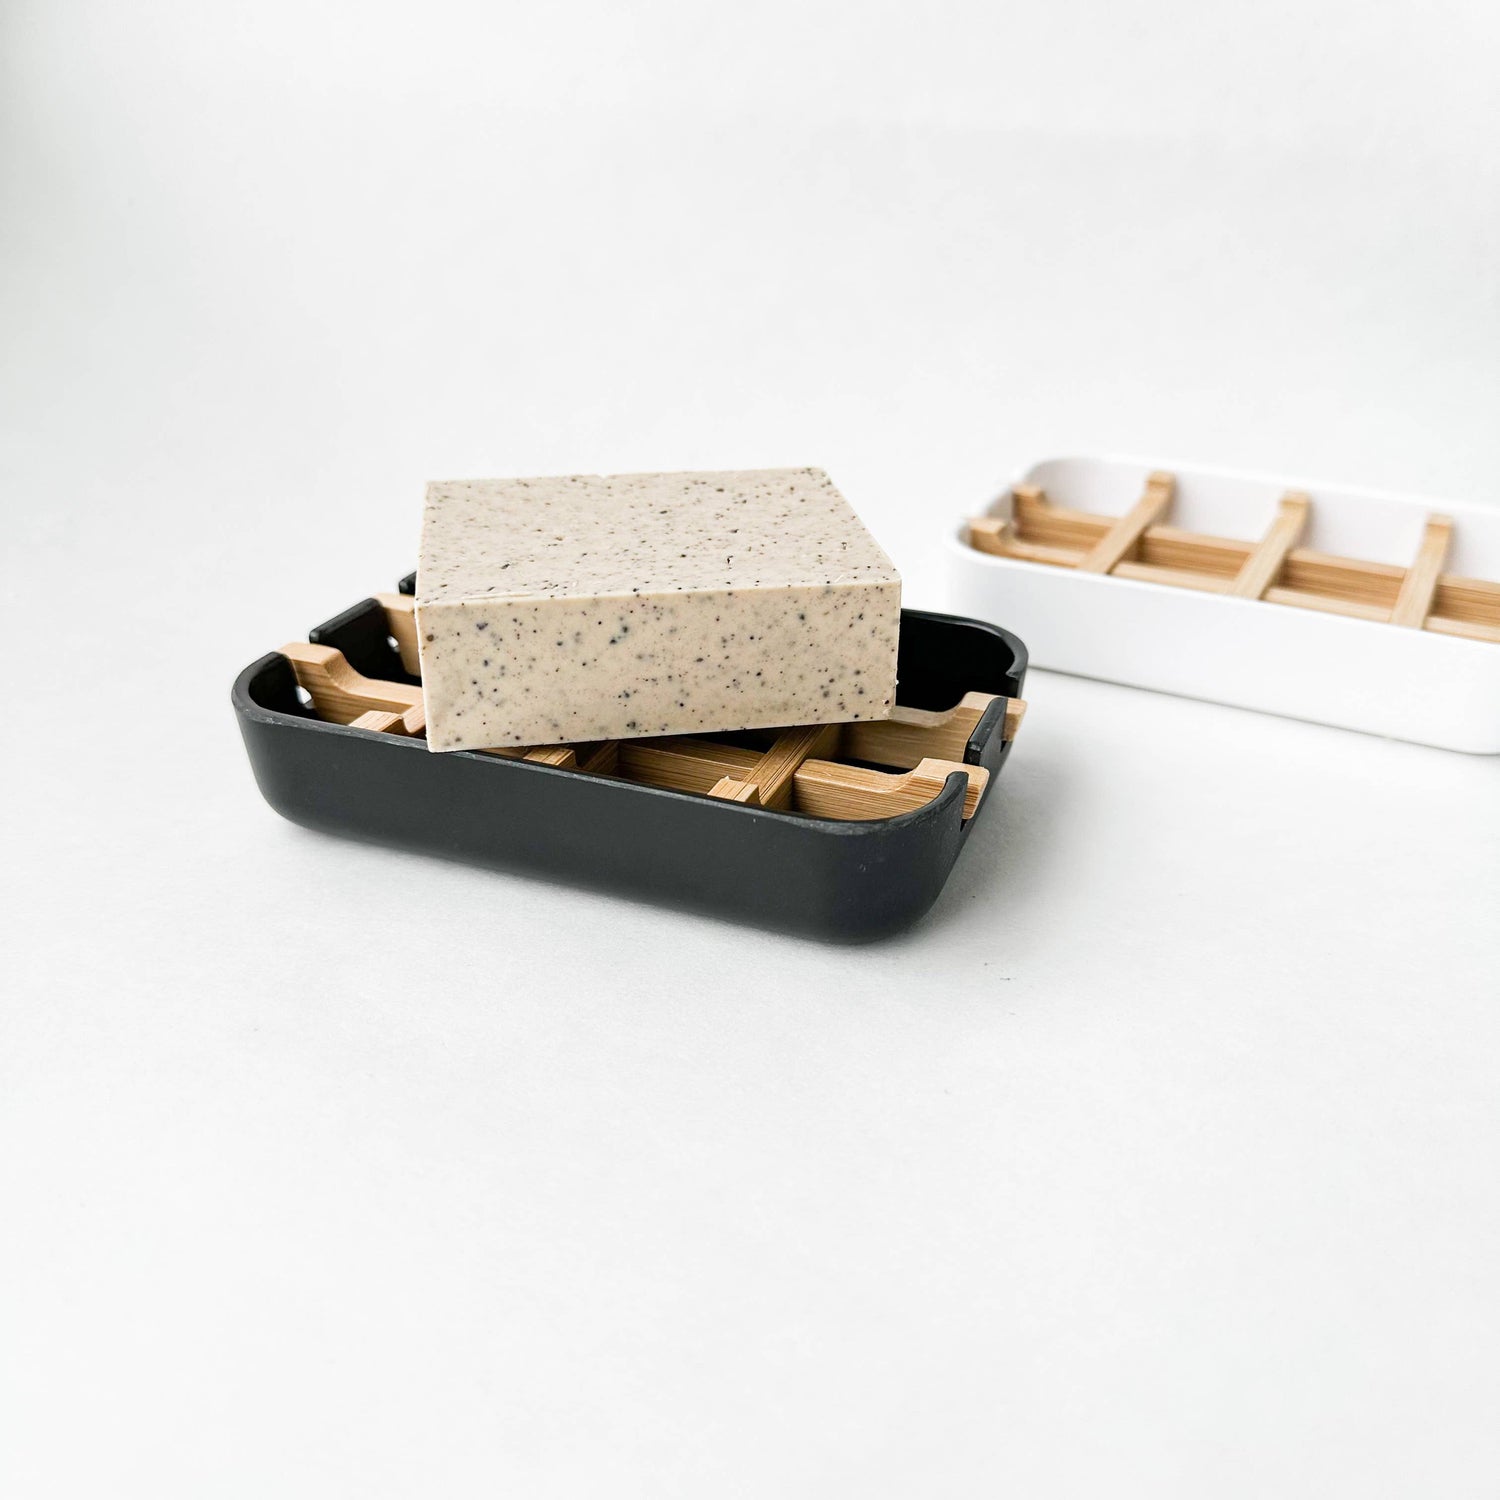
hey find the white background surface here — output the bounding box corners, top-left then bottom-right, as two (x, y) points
(3, 3), (1498, 1495)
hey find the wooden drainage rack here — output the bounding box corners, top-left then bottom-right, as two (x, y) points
(967, 472), (1500, 643)
(276, 594), (1025, 824)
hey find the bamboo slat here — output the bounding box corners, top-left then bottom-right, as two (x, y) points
(970, 481), (1500, 642)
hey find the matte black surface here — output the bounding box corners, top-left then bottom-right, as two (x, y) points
(233, 580), (1027, 941)
(309, 596), (421, 686)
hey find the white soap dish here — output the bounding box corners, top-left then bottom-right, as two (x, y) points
(943, 456), (1500, 752)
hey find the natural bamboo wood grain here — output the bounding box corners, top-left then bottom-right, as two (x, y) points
(1390, 515), (1453, 628)
(841, 691), (1023, 767)
(1009, 488), (1414, 591)
(971, 482), (1500, 639)
(845, 696), (990, 763)
(616, 738), (756, 793)
(375, 592), (423, 675)
(620, 739), (988, 819)
(291, 646), (1023, 770)
(967, 523), (1079, 569)
(709, 723), (839, 808)
(1013, 488), (1125, 549)
(1113, 561), (1231, 594)
(287, 643), (620, 764)
(794, 757), (988, 821)
(1230, 493), (1310, 599)
(709, 779), (760, 803)
(1425, 614), (1500, 643)
(478, 742), (624, 770)
(1435, 576), (1500, 618)
(1260, 587), (1389, 621)
(1143, 529), (1251, 577)
(1127, 571), (1497, 632)
(1078, 471), (1175, 573)
(280, 642), (424, 720)
(306, 625), (1031, 770)
(483, 695), (1027, 780)
(577, 741), (622, 774)
(966, 515), (1009, 551)
(348, 709), (407, 733)
(1282, 552), (1402, 599)
(289, 647), (1005, 820)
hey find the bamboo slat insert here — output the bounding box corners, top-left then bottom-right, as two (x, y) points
(620, 740), (989, 820)
(577, 741), (621, 774)
(1078, 471), (1175, 573)
(521, 746), (577, 768)
(1390, 516), (1453, 628)
(794, 758), (988, 821)
(279, 642), (425, 720)
(348, 709), (407, 733)
(1260, 587), (1388, 622)
(841, 692), (1022, 766)
(282, 645), (1012, 822)
(1113, 561), (1231, 594)
(970, 483), (1500, 642)
(1427, 614), (1500, 643)
(477, 742), (620, 771)
(709, 723), (839, 807)
(1230, 492), (1310, 599)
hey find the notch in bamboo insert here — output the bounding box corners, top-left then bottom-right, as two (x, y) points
(279, 641), (426, 729)
(842, 692), (1025, 766)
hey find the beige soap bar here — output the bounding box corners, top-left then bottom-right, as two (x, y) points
(415, 468), (901, 751)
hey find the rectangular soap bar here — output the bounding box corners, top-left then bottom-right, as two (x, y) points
(415, 468), (902, 751)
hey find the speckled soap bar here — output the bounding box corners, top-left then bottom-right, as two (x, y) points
(415, 468), (902, 751)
